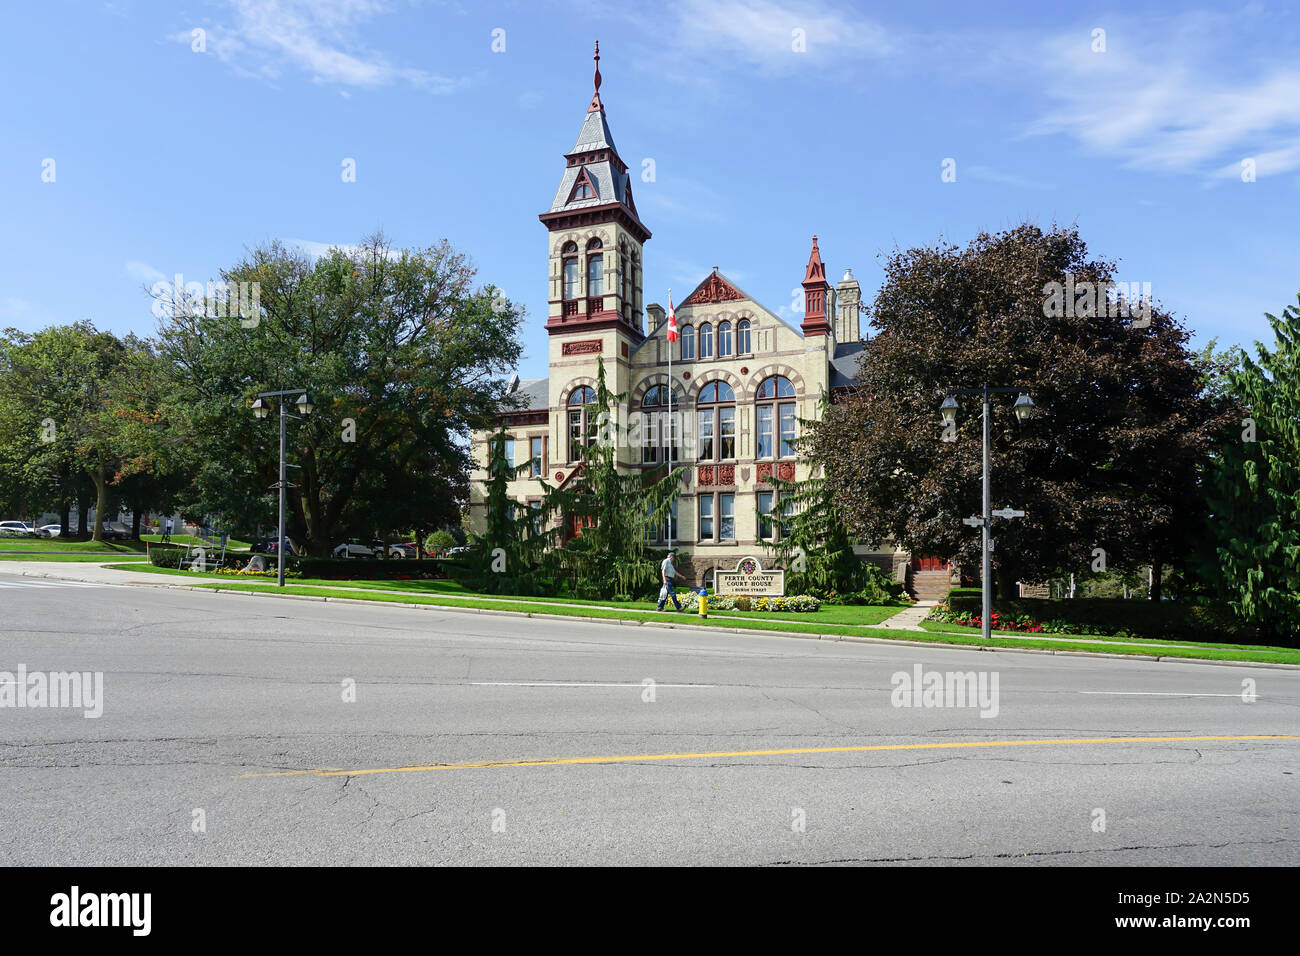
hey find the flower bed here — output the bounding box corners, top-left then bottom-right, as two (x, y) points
(927, 603), (1044, 633)
(707, 594), (822, 613)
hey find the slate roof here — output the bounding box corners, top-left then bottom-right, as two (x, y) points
(546, 160), (635, 214)
(571, 109), (617, 153)
(504, 377), (549, 413)
(830, 340), (865, 388)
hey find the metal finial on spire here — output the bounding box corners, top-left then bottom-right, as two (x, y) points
(589, 41), (604, 113)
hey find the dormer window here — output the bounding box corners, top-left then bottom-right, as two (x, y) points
(569, 167), (597, 202)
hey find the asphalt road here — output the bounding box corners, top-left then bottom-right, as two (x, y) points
(1, 570), (1297, 865)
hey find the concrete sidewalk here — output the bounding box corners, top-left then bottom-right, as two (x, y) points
(869, 601), (937, 631)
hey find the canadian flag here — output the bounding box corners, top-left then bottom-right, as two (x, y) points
(666, 293), (678, 342)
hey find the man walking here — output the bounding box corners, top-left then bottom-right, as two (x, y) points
(657, 550), (684, 612)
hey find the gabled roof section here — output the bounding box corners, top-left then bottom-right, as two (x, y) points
(632, 269), (804, 358)
(681, 269), (746, 307)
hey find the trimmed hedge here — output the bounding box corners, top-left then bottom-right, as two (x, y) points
(945, 588), (1259, 643)
(284, 556), (465, 581)
(148, 544), (254, 571)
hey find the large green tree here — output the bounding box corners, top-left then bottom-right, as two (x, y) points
(156, 234), (524, 553)
(0, 321), (140, 539)
(1205, 296), (1300, 640)
(809, 223), (1234, 597)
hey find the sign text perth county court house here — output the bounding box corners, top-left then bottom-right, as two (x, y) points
(714, 556), (785, 597)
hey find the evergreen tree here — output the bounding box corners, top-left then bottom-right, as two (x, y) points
(766, 467), (866, 597)
(542, 356), (685, 599)
(1207, 295), (1300, 641)
(470, 421), (552, 594)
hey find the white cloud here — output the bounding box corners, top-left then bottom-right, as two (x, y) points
(124, 260), (167, 284)
(181, 0), (460, 92)
(966, 165), (1055, 191)
(1021, 15), (1300, 179)
(671, 0), (895, 72)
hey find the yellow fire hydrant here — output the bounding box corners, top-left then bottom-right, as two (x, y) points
(698, 589), (708, 618)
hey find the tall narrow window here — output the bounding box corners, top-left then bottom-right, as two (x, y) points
(758, 491), (775, 540)
(562, 241), (579, 301)
(586, 238), (603, 297)
(719, 493), (735, 541)
(699, 496), (714, 541)
(697, 381), (736, 461)
(567, 386), (596, 461)
(756, 376), (796, 459)
(530, 436), (544, 478)
(699, 323), (714, 359)
(717, 321), (732, 357)
(736, 319), (751, 354)
(680, 325), (694, 360)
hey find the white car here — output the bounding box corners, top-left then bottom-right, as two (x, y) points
(36, 524), (62, 538)
(332, 542), (376, 559)
(0, 521), (36, 537)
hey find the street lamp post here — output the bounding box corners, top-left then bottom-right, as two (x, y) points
(251, 389), (314, 587)
(941, 385), (1035, 640)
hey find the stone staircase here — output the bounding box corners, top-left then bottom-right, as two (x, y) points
(907, 568), (953, 602)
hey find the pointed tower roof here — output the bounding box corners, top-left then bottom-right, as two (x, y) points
(802, 234), (827, 286)
(540, 41), (650, 243)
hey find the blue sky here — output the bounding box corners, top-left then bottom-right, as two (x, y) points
(3, 0), (1298, 381)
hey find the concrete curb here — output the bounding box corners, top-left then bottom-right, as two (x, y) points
(25, 569), (1283, 671)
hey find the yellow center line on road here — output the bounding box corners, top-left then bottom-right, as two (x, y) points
(239, 734), (1299, 780)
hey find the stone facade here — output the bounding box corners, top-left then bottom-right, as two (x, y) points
(467, 47), (914, 590)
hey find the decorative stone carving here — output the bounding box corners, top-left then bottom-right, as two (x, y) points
(562, 339), (603, 355)
(718, 464), (736, 485)
(698, 465), (715, 486)
(681, 272), (745, 306)
(739, 466), (750, 482)
(756, 462), (773, 483)
(777, 461), (796, 481)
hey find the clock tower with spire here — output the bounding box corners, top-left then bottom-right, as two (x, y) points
(540, 43), (652, 420)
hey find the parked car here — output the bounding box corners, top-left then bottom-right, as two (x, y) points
(100, 521), (131, 540)
(251, 536), (294, 555)
(332, 541), (376, 559)
(0, 521), (37, 537)
(446, 545), (474, 556)
(386, 542), (422, 559)
(35, 524), (62, 538)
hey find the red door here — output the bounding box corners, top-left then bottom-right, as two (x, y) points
(910, 556), (950, 572)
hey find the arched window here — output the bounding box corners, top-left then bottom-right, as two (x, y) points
(736, 319), (751, 354)
(696, 380), (736, 461)
(717, 321), (732, 357)
(562, 242), (579, 302)
(567, 386), (597, 461)
(756, 375), (796, 459)
(699, 322), (714, 359)
(680, 325), (695, 360)
(586, 238), (603, 298)
(640, 385), (680, 464)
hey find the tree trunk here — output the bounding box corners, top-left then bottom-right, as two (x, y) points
(1150, 560), (1163, 601)
(131, 509), (142, 540)
(76, 489), (91, 537)
(60, 500), (70, 537)
(89, 467), (108, 542)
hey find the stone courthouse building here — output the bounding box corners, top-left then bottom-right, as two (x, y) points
(469, 46), (950, 599)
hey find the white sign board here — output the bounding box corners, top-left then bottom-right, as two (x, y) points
(714, 556), (786, 597)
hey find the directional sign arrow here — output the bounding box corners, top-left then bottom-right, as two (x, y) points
(962, 516), (983, 527)
(991, 508), (1026, 519)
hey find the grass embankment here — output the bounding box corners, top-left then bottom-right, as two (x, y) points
(0, 538), (149, 560)
(101, 563), (1300, 665)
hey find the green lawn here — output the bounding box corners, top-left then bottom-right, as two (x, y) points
(0, 552), (149, 562)
(98, 563), (1300, 665)
(0, 537), (147, 553)
(100, 563), (900, 624)
(916, 619), (1290, 653)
